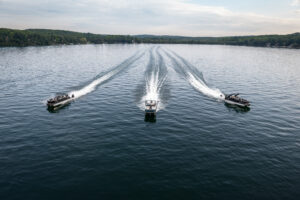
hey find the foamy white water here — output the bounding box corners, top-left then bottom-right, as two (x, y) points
(69, 70), (116, 98)
(164, 49), (224, 100)
(187, 71), (224, 100)
(69, 52), (144, 99)
(140, 50), (167, 111)
(142, 72), (166, 111)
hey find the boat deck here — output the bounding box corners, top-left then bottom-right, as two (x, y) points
(145, 100), (158, 114)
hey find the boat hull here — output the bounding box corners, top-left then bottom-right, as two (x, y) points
(224, 99), (250, 107)
(47, 98), (73, 109)
(145, 110), (156, 116)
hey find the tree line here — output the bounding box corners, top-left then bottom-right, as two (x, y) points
(1, 28), (299, 48)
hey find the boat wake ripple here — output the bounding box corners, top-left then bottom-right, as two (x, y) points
(140, 47), (168, 111)
(163, 49), (224, 100)
(70, 51), (145, 99)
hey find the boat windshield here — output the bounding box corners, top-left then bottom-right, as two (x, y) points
(145, 100), (156, 106)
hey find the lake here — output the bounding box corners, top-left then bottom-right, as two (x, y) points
(0, 44), (300, 199)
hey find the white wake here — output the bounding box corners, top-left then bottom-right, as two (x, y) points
(187, 71), (224, 100)
(164, 49), (224, 100)
(69, 69), (117, 99)
(140, 50), (167, 111)
(68, 52), (144, 99)
(142, 71), (166, 111)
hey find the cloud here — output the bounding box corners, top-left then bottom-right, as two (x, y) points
(291, 0), (300, 6)
(0, 0), (300, 36)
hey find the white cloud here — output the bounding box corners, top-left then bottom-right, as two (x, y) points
(291, 0), (300, 6)
(0, 0), (300, 36)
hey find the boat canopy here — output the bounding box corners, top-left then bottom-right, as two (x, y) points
(227, 93), (239, 97)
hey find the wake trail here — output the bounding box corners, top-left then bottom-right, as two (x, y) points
(163, 49), (224, 100)
(70, 51), (145, 99)
(140, 47), (168, 111)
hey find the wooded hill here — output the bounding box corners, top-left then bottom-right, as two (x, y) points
(1, 28), (299, 48)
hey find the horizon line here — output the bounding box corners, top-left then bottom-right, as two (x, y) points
(1, 27), (299, 38)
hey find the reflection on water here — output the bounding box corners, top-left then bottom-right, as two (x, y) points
(47, 102), (72, 113)
(224, 102), (251, 113)
(144, 114), (157, 123)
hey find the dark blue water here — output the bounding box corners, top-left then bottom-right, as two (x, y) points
(1, 44), (300, 200)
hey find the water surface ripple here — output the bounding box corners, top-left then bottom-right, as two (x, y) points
(0, 44), (300, 200)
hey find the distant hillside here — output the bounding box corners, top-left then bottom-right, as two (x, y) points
(0, 28), (135, 47)
(135, 33), (300, 48)
(1, 28), (300, 48)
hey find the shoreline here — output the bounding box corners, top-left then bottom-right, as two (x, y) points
(1, 28), (300, 49)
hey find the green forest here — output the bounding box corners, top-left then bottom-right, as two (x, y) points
(1, 28), (300, 48)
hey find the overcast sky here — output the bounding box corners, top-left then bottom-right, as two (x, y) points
(0, 0), (300, 36)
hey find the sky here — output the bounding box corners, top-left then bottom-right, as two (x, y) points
(0, 0), (300, 36)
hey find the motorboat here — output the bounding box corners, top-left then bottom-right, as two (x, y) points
(47, 94), (74, 109)
(224, 93), (250, 107)
(145, 100), (158, 116)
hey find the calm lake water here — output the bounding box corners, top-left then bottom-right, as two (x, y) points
(0, 44), (300, 200)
